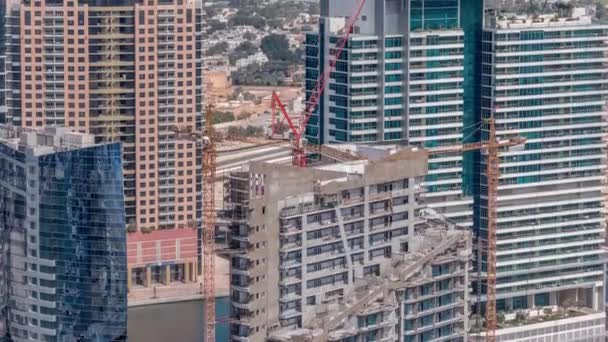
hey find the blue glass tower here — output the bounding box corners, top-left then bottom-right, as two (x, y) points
(410, 0), (460, 30)
(0, 127), (127, 342)
(470, 7), (608, 340)
(305, 0), (471, 227)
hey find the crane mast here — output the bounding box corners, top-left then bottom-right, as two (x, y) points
(202, 105), (217, 342)
(428, 118), (524, 342)
(485, 119), (499, 342)
(172, 104), (216, 342)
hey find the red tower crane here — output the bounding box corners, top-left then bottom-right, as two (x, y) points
(270, 1), (523, 339)
(272, 0), (368, 167)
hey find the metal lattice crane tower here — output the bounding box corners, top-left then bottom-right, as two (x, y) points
(173, 104), (216, 342)
(427, 118), (525, 342)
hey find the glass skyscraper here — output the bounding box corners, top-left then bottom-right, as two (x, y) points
(0, 126), (127, 342)
(305, 0), (470, 225)
(475, 7), (607, 317)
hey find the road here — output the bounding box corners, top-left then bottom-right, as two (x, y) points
(217, 141), (292, 176)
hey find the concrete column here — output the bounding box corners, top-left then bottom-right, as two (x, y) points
(593, 286), (600, 311)
(549, 291), (557, 306)
(165, 265), (171, 285)
(146, 266), (152, 288)
(505, 297), (513, 311)
(528, 294), (535, 309)
(190, 261), (196, 283)
(127, 267), (132, 290)
(184, 262), (190, 283)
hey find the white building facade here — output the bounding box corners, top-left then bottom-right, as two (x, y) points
(477, 8), (607, 330)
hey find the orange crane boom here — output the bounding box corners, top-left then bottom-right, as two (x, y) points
(173, 104), (217, 342)
(427, 118), (525, 342)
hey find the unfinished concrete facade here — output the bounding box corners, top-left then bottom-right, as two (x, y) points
(225, 149), (471, 341)
(268, 221), (471, 342)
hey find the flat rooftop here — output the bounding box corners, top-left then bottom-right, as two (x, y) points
(471, 306), (605, 336)
(501, 306), (601, 329)
(0, 125), (97, 156)
(486, 7), (598, 30)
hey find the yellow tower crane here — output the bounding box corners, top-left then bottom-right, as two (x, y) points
(427, 118), (525, 341)
(173, 104), (217, 342)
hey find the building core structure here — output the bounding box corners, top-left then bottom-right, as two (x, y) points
(2, 0), (204, 289)
(0, 126), (127, 342)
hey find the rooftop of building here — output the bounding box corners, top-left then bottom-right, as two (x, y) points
(8, 0), (203, 9)
(321, 17), (462, 37)
(502, 306), (596, 328)
(486, 6), (602, 30)
(471, 306), (605, 336)
(0, 125), (98, 156)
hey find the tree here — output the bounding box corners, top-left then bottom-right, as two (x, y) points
(231, 62), (290, 86)
(141, 226), (154, 234)
(207, 41), (229, 56)
(242, 92), (256, 102)
(261, 34), (297, 62)
(243, 31), (257, 41)
(126, 219), (137, 233)
(228, 41), (259, 65)
(245, 125), (264, 136)
(229, 0), (256, 7)
(205, 6), (220, 17)
(226, 125), (264, 139)
(308, 2), (320, 16)
(596, 3), (607, 20)
(230, 14), (266, 29)
(212, 111), (236, 124)
(207, 20), (227, 34)
(497, 312), (505, 325)
(226, 125), (265, 139)
(267, 18), (283, 29)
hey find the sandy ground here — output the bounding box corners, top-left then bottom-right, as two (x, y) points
(128, 255), (230, 307)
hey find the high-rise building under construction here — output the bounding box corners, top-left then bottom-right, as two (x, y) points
(1, 0), (204, 288)
(304, 1), (608, 341)
(225, 147), (472, 342)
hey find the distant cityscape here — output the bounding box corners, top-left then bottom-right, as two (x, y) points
(0, 0), (607, 342)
